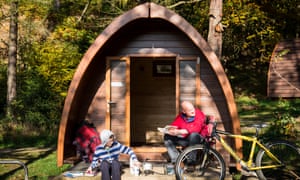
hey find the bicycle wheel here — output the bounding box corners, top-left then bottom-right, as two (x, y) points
(175, 145), (226, 180)
(255, 140), (300, 180)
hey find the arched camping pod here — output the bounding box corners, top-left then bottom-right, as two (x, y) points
(268, 39), (300, 98)
(57, 2), (242, 168)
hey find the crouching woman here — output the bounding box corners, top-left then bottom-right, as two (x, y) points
(86, 129), (140, 180)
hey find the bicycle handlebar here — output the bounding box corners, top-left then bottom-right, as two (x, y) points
(210, 121), (268, 138)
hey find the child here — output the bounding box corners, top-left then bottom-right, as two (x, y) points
(85, 129), (140, 180)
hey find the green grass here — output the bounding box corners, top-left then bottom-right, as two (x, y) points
(0, 125), (71, 179)
(0, 150), (71, 179)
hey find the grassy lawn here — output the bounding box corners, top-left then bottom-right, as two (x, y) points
(0, 95), (299, 179)
(0, 130), (71, 179)
(0, 149), (71, 180)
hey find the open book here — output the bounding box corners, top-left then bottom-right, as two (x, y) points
(157, 125), (177, 134)
(63, 171), (95, 178)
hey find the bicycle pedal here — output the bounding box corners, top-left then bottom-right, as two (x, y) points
(241, 165), (250, 172)
(239, 161), (250, 172)
(241, 170), (258, 177)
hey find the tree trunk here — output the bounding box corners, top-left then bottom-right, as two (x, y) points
(6, 0), (18, 118)
(54, 0), (60, 10)
(207, 0), (223, 59)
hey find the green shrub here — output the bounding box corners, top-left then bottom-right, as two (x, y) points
(264, 99), (298, 140)
(266, 111), (297, 139)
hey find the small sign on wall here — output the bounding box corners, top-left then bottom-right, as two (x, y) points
(111, 82), (124, 87)
(153, 61), (175, 77)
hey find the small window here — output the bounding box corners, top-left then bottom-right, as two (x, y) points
(153, 61), (175, 77)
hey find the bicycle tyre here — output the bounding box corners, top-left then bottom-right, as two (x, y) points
(175, 144), (226, 180)
(255, 140), (300, 180)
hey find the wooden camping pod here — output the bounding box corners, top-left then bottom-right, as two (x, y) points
(268, 38), (300, 98)
(57, 2), (242, 167)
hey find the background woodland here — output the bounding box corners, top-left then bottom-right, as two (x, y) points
(0, 0), (299, 147)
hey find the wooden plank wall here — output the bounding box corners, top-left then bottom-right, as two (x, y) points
(112, 19), (200, 56)
(268, 39), (300, 97)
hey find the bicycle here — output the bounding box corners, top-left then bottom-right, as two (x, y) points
(174, 121), (300, 180)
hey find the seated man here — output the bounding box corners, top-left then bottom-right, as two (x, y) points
(163, 101), (210, 163)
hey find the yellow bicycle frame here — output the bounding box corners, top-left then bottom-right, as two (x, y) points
(216, 131), (284, 171)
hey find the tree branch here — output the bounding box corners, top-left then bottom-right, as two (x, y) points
(78, 0), (91, 23)
(167, 0), (203, 9)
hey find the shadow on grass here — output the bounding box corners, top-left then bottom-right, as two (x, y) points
(0, 146), (56, 179)
(0, 129), (57, 149)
